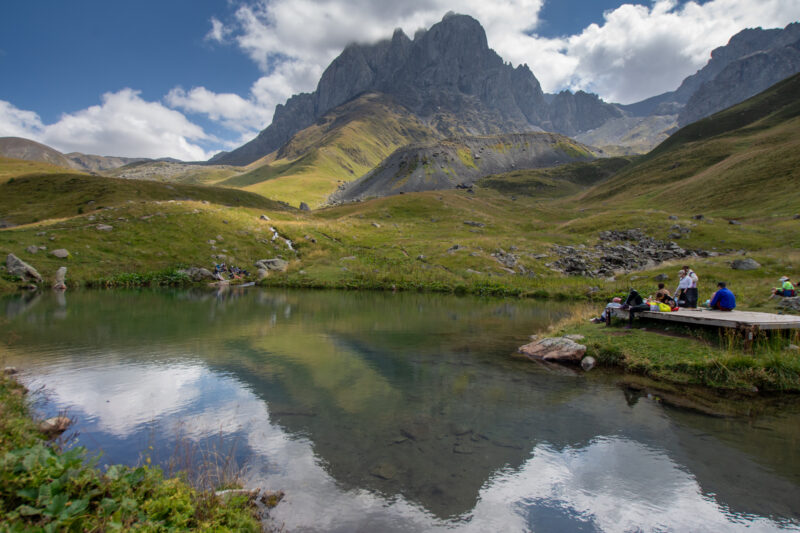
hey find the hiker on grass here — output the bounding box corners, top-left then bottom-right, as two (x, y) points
(709, 282), (736, 311)
(770, 276), (796, 298)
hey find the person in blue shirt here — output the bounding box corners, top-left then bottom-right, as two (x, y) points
(709, 282), (736, 311)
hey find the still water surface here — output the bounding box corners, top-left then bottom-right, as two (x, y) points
(1, 288), (799, 532)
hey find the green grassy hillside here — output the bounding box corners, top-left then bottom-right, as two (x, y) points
(0, 171), (289, 225)
(220, 94), (439, 208)
(579, 73), (800, 216)
(0, 156), (79, 183)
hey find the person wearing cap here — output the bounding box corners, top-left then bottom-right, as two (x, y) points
(591, 297), (623, 323)
(770, 276), (796, 298)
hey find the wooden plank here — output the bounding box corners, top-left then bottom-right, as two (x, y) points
(609, 308), (800, 330)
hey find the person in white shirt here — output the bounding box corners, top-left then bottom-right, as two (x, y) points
(681, 265), (699, 308)
(674, 270), (693, 307)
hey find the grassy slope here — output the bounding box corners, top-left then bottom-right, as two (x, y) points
(0, 157), (76, 183)
(0, 171), (289, 225)
(220, 94), (438, 208)
(578, 72), (800, 216)
(478, 156), (634, 198)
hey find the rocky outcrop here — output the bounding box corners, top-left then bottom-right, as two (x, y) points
(518, 337), (587, 363)
(255, 258), (289, 272)
(6, 253), (42, 283)
(549, 229), (695, 277)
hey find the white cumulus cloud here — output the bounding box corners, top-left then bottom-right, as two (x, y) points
(1, 90), (214, 160)
(553, 0), (800, 102)
(0, 100), (45, 139)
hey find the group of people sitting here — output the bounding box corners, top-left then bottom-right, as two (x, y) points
(590, 264), (744, 326)
(213, 263), (250, 281)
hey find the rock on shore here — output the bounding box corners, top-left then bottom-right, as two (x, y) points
(6, 253), (43, 283)
(518, 337), (587, 363)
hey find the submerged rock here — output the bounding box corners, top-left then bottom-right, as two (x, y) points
(39, 416), (71, 437)
(581, 356), (597, 371)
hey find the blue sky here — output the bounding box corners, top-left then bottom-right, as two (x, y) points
(1, 0), (798, 160)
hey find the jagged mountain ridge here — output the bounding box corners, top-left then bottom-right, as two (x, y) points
(678, 31), (800, 125)
(215, 13), (620, 166)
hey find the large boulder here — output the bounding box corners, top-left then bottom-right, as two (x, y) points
(255, 258), (289, 272)
(178, 267), (216, 281)
(517, 337), (587, 364)
(731, 258), (761, 270)
(6, 253), (43, 283)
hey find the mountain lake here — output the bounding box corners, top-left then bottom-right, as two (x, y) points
(1, 288), (799, 532)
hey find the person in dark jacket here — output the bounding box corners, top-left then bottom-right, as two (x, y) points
(709, 282), (736, 311)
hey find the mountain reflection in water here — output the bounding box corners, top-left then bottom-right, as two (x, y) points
(2, 289), (799, 532)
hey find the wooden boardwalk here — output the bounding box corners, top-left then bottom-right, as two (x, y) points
(609, 308), (800, 331)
